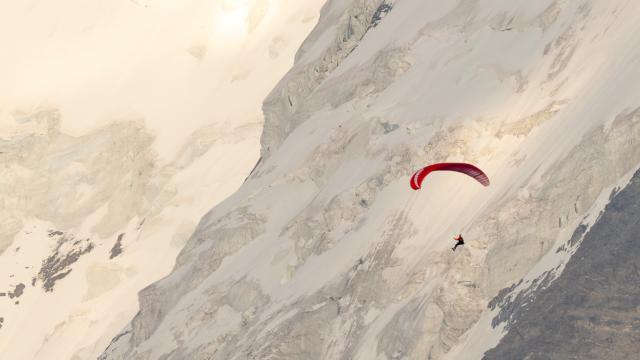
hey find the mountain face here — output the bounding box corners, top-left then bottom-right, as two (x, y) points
(0, 1), (324, 359)
(98, 0), (640, 359)
(483, 168), (640, 360)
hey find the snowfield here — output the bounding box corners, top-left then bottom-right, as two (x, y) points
(100, 0), (640, 359)
(0, 0), (324, 359)
(3, 0), (640, 359)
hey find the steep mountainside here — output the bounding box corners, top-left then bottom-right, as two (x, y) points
(101, 0), (640, 359)
(0, 1), (325, 359)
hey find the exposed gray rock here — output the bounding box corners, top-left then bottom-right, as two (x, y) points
(110, 233), (125, 259)
(37, 231), (94, 292)
(485, 169), (640, 359)
(7, 283), (25, 299)
(483, 106), (640, 295)
(369, 1), (394, 29)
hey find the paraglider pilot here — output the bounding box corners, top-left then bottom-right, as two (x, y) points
(452, 234), (464, 251)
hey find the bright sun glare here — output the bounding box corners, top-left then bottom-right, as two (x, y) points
(216, 0), (251, 36)
(221, 0), (251, 11)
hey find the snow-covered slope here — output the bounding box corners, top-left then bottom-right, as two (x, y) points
(0, 1), (325, 359)
(100, 0), (640, 359)
(95, 0), (640, 358)
(97, 0), (640, 359)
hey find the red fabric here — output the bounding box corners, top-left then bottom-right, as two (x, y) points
(410, 162), (490, 190)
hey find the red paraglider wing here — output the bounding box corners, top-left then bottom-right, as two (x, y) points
(410, 163), (490, 190)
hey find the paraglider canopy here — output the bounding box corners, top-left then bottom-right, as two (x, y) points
(410, 162), (490, 190)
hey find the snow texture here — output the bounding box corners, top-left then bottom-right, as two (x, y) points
(0, 1), (325, 359)
(101, 0), (640, 359)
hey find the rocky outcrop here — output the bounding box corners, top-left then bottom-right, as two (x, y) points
(38, 231), (94, 292)
(484, 168), (640, 359)
(260, 0), (394, 159)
